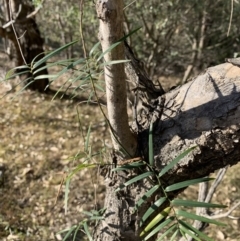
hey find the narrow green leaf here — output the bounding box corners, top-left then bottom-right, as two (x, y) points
(97, 42), (121, 62)
(180, 228), (187, 240)
(91, 209), (101, 216)
(12, 65), (30, 70)
(142, 206), (171, 235)
(5, 65), (30, 76)
(159, 146), (197, 177)
(83, 222), (93, 241)
(90, 216), (104, 221)
(179, 224), (201, 241)
(171, 199), (227, 208)
(32, 59), (75, 75)
(88, 145), (92, 160)
(112, 162), (145, 172)
(115, 171), (153, 192)
(89, 42), (101, 56)
(148, 122), (154, 166)
(62, 226), (76, 241)
(67, 163), (96, 180)
(65, 152), (87, 162)
(118, 26), (142, 42)
(71, 73), (92, 86)
(35, 58), (86, 83)
(135, 185), (160, 211)
(13, 78), (36, 95)
(140, 197), (167, 227)
(58, 225), (77, 234)
(82, 210), (93, 217)
(34, 74), (58, 80)
(84, 124), (92, 152)
(97, 27), (141, 62)
(31, 52), (48, 67)
(64, 178), (70, 215)
(69, 57), (86, 67)
(94, 83), (105, 92)
(100, 59), (130, 66)
(5, 70), (30, 80)
(177, 210), (226, 226)
(143, 217), (174, 240)
(33, 40), (78, 69)
(170, 229), (179, 241)
(156, 223), (177, 241)
(73, 223), (82, 241)
(165, 177), (214, 192)
(179, 219), (214, 241)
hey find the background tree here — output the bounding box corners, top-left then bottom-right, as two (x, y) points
(124, 0), (240, 83)
(0, 0), (49, 92)
(33, 0), (240, 87)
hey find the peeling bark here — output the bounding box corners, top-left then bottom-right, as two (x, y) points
(93, 62), (240, 241)
(151, 62), (240, 178)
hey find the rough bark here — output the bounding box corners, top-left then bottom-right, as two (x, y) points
(0, 0), (49, 92)
(93, 62), (240, 241)
(96, 0), (137, 157)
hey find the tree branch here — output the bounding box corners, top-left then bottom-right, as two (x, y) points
(138, 61), (240, 184)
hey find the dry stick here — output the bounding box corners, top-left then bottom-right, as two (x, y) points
(179, 167), (228, 241)
(79, 0), (87, 58)
(227, 0), (233, 37)
(210, 200), (240, 219)
(123, 0), (137, 11)
(205, 167), (228, 203)
(8, 1), (27, 65)
(53, 171), (68, 206)
(26, 0), (45, 19)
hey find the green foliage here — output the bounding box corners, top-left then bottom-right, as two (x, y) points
(18, 0), (240, 83)
(113, 136), (226, 240)
(60, 105), (108, 235)
(123, 0), (240, 81)
(38, 0), (98, 58)
(4, 40), (106, 100)
(59, 208), (105, 241)
(32, 0), (43, 8)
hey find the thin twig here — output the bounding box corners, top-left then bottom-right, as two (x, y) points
(8, 1), (27, 65)
(210, 200), (240, 219)
(227, 0), (233, 36)
(123, 0), (137, 11)
(180, 167), (228, 241)
(205, 167), (228, 203)
(79, 0), (87, 58)
(27, 0), (45, 19)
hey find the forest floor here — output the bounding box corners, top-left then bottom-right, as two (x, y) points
(0, 53), (240, 241)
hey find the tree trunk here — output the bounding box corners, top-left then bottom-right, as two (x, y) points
(93, 62), (240, 241)
(96, 0), (137, 157)
(0, 0), (49, 92)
